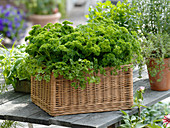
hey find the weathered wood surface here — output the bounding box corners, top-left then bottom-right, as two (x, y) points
(0, 67), (170, 128)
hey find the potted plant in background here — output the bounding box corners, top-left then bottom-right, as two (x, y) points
(25, 19), (143, 116)
(132, 0), (169, 38)
(133, 0), (170, 91)
(86, 0), (140, 33)
(0, 4), (27, 45)
(142, 33), (170, 91)
(15, 0), (61, 27)
(0, 42), (31, 93)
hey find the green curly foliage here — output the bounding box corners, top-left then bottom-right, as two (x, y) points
(25, 21), (143, 88)
(86, 0), (140, 32)
(52, 59), (96, 89)
(77, 22), (142, 68)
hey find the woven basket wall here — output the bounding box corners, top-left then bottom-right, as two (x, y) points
(31, 65), (133, 116)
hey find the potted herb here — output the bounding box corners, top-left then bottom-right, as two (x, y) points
(133, 0), (170, 91)
(142, 33), (170, 91)
(25, 20), (143, 88)
(25, 20), (143, 116)
(15, 0), (61, 27)
(0, 43), (31, 93)
(0, 4), (27, 44)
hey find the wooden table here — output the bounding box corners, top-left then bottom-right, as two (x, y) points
(0, 68), (170, 128)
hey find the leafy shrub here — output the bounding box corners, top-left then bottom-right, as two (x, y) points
(132, 0), (170, 37)
(141, 102), (170, 127)
(86, 0), (140, 32)
(25, 20), (143, 88)
(120, 87), (169, 128)
(86, 0), (145, 77)
(120, 102), (170, 128)
(0, 43), (30, 88)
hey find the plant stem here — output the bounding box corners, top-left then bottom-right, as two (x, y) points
(138, 104), (141, 117)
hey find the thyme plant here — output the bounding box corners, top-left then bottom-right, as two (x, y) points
(142, 33), (170, 80)
(132, 0), (170, 37)
(132, 0), (170, 79)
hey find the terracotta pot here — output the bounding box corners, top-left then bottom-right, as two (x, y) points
(29, 12), (61, 27)
(147, 58), (170, 91)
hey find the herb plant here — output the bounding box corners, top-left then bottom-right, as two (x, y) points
(0, 43), (30, 89)
(142, 33), (170, 79)
(142, 102), (170, 127)
(86, 0), (140, 32)
(120, 86), (147, 128)
(25, 20), (143, 88)
(0, 120), (22, 128)
(0, 36), (6, 93)
(14, 0), (58, 15)
(0, 5), (27, 42)
(120, 87), (169, 128)
(131, 0), (170, 81)
(86, 0), (144, 77)
(132, 0), (170, 37)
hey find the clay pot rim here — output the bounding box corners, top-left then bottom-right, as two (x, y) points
(29, 12), (61, 19)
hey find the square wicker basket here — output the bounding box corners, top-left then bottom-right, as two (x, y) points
(31, 65), (133, 116)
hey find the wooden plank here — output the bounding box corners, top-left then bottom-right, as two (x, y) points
(26, 110), (52, 125)
(51, 111), (122, 128)
(0, 90), (25, 105)
(0, 78), (166, 128)
(50, 114), (90, 127)
(52, 79), (170, 128)
(0, 67), (170, 128)
(0, 92), (52, 125)
(0, 95), (46, 123)
(143, 86), (170, 107)
(71, 111), (123, 128)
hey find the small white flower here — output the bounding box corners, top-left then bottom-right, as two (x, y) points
(139, 86), (145, 91)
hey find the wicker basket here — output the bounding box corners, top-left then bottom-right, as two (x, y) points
(31, 65), (133, 116)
